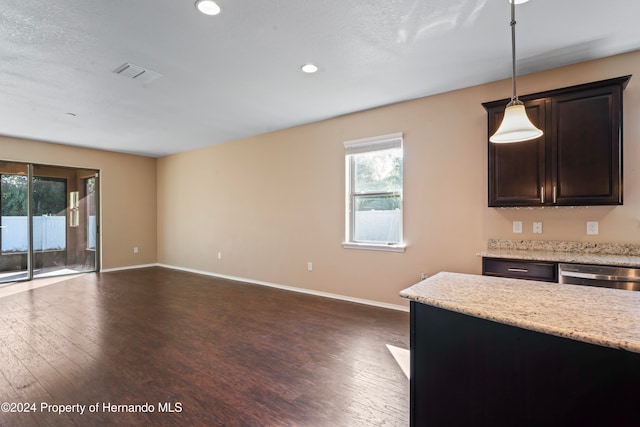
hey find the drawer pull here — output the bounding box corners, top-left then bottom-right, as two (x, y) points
(507, 268), (529, 273)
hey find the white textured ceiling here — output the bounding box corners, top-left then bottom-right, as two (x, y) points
(1, 0), (639, 157)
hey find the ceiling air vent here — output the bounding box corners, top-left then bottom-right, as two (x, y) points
(113, 62), (162, 84)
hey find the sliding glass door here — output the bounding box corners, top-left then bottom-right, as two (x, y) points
(0, 161), (99, 284)
(0, 162), (29, 282)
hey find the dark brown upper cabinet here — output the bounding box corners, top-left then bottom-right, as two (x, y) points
(483, 75), (631, 207)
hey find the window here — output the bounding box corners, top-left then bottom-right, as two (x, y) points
(343, 132), (405, 252)
(1, 175), (67, 252)
(86, 176), (97, 250)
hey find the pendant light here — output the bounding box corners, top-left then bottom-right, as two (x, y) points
(490, 0), (543, 143)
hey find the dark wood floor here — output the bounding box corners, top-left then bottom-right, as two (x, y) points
(0, 267), (409, 426)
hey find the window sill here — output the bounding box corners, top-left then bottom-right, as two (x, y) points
(341, 242), (406, 253)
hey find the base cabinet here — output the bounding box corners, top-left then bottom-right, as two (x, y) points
(410, 302), (640, 426)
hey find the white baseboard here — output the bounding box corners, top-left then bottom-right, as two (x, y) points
(156, 263), (409, 312)
(100, 263), (160, 273)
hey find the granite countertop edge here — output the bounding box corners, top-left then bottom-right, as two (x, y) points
(477, 239), (640, 267)
(477, 249), (640, 267)
(400, 272), (640, 354)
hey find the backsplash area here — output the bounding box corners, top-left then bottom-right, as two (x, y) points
(488, 239), (640, 256)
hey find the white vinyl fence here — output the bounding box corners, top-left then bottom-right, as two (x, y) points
(88, 215), (96, 249)
(354, 210), (401, 243)
(1, 216), (66, 252)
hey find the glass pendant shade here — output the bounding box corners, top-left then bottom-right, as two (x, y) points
(490, 0), (543, 144)
(490, 103), (543, 143)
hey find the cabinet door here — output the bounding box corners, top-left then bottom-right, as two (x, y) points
(488, 99), (547, 207)
(550, 85), (622, 205)
(410, 302), (640, 426)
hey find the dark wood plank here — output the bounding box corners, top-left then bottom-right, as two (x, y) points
(0, 267), (409, 426)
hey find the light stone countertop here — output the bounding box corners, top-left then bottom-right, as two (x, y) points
(478, 239), (640, 267)
(400, 272), (640, 353)
(477, 248), (640, 267)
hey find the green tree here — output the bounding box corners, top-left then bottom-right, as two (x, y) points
(32, 178), (66, 216)
(353, 149), (402, 192)
(1, 175), (66, 216)
(353, 148), (403, 210)
(1, 175), (28, 216)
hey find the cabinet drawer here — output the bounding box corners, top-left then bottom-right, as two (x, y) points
(482, 258), (557, 282)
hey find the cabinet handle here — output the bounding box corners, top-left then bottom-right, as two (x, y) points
(553, 186), (557, 204)
(508, 268), (529, 273)
(540, 186), (545, 204)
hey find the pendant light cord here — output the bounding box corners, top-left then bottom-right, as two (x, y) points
(510, 1), (518, 105)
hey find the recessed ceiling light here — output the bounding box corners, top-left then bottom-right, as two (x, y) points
(195, 0), (221, 15)
(301, 64), (318, 74)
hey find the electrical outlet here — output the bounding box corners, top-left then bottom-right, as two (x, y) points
(533, 222), (543, 234)
(307, 262), (313, 271)
(586, 221), (599, 235)
(133, 247), (139, 254)
(513, 221), (523, 234)
(218, 252), (222, 260)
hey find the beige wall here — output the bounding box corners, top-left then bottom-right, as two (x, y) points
(6, 51), (637, 307)
(157, 50), (640, 307)
(0, 137), (157, 269)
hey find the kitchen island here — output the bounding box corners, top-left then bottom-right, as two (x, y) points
(400, 272), (640, 427)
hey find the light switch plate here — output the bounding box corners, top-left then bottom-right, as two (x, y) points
(533, 222), (543, 234)
(586, 221), (599, 235)
(513, 221), (523, 234)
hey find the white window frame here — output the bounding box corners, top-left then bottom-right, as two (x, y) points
(342, 132), (406, 252)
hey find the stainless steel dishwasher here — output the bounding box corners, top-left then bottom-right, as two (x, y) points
(558, 263), (640, 291)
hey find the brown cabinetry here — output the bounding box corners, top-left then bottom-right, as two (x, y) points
(483, 76), (630, 207)
(410, 301), (640, 426)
